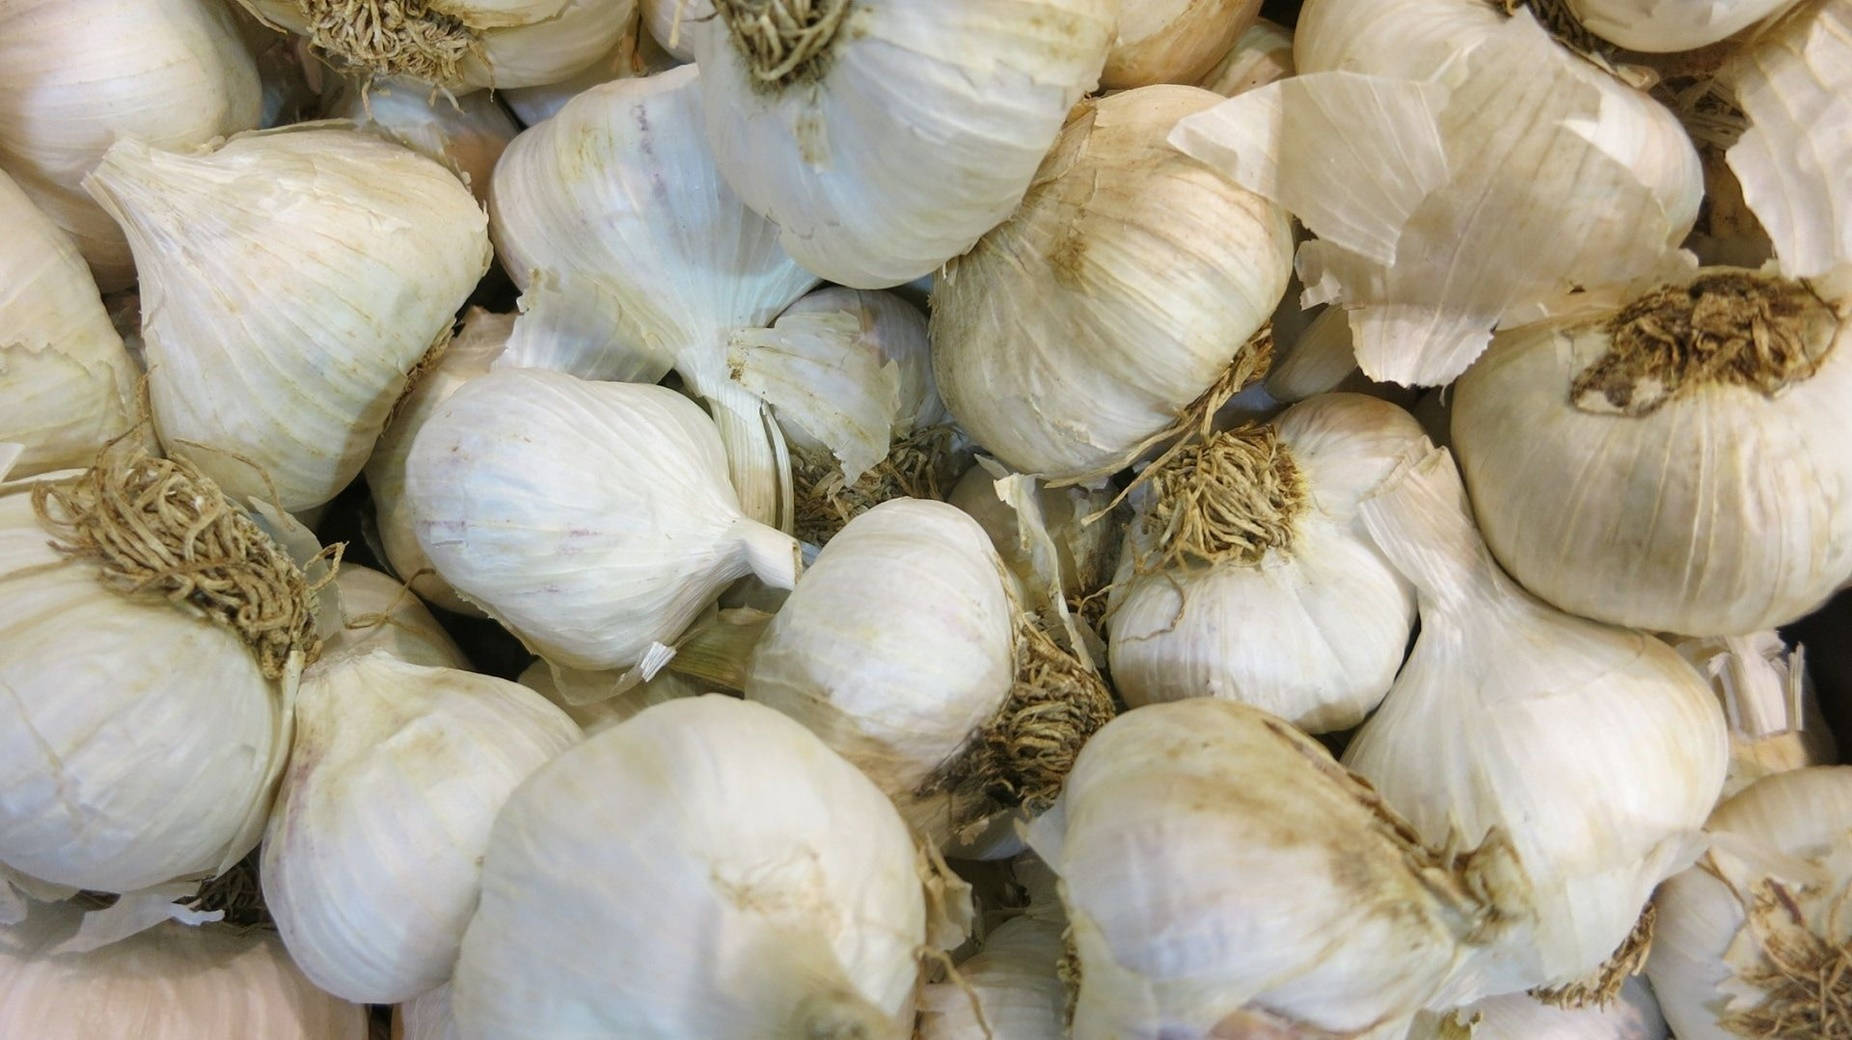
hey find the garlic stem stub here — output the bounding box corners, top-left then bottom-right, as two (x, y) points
(404, 368), (801, 675)
(1102, 0), (1262, 89)
(1451, 268), (1852, 637)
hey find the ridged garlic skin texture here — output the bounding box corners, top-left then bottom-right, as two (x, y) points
(452, 696), (926, 1040)
(0, 487), (283, 894)
(404, 369), (799, 672)
(1103, 0), (1261, 89)
(83, 127), (491, 513)
(1107, 394), (1423, 733)
(0, 0), (260, 290)
(262, 653), (581, 1003)
(933, 85), (1292, 479)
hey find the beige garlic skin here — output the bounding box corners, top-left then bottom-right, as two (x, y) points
(1197, 17), (1294, 97)
(502, 19), (679, 126)
(1103, 0), (1262, 88)
(951, 461), (1120, 604)
(1409, 975), (1668, 1039)
(1672, 632), (1834, 800)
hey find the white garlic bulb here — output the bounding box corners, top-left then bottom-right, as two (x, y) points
(502, 19), (679, 125)
(323, 564), (468, 671)
(405, 368), (800, 674)
(234, 0), (636, 92)
(1341, 447), (1729, 997)
(452, 695), (939, 1039)
(1569, 0), (1804, 52)
(84, 126), (491, 513)
(0, 167), (141, 479)
(1451, 269), (1852, 636)
(1409, 975), (1668, 1040)
(1672, 632), (1834, 798)
(686, 0), (1117, 289)
(1648, 766), (1852, 1040)
(0, 0), (260, 290)
(934, 85), (1292, 479)
(1027, 698), (1504, 1039)
(263, 651), (580, 1003)
(1103, 0), (1261, 89)
(1197, 16), (1294, 97)
(0, 901), (366, 1039)
(1106, 393), (1424, 733)
(323, 77), (519, 204)
(918, 915), (1068, 1040)
(365, 307), (512, 616)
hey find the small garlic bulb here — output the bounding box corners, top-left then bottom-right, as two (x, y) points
(263, 651), (580, 1003)
(686, 0), (1117, 288)
(1342, 447), (1728, 997)
(404, 368), (800, 673)
(452, 695), (940, 1039)
(84, 126), (491, 513)
(323, 564), (468, 670)
(1409, 975), (1668, 1040)
(1451, 269), (1852, 636)
(1027, 698), (1504, 1039)
(322, 77), (519, 204)
(1106, 393), (1425, 733)
(918, 915), (1067, 1040)
(1197, 16), (1294, 97)
(1648, 767), (1852, 1040)
(1567, 0), (1804, 52)
(0, 168), (141, 479)
(1102, 0), (1261, 89)
(1672, 632), (1835, 799)
(0, 0), (261, 289)
(934, 85), (1292, 479)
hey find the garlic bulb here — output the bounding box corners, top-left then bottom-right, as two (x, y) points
(405, 368), (800, 674)
(1648, 766), (1852, 1039)
(263, 651), (579, 1003)
(0, 902), (366, 1039)
(84, 126), (491, 513)
(686, 0), (1117, 288)
(0, 168), (141, 479)
(918, 915), (1067, 1040)
(452, 695), (942, 1039)
(1409, 975), (1668, 1040)
(1106, 393), (1425, 733)
(0, 0), (260, 290)
(1341, 447), (1729, 997)
(234, 0), (636, 92)
(1451, 268), (1852, 636)
(501, 18), (678, 125)
(324, 564), (468, 670)
(641, 0), (703, 60)
(365, 307), (512, 616)
(1027, 698), (1505, 1039)
(1197, 16), (1293, 97)
(1673, 632), (1836, 798)
(1103, 0), (1261, 89)
(1176, 3), (1702, 385)
(934, 85), (1292, 479)
(323, 77), (519, 204)
(1568, 0), (1804, 52)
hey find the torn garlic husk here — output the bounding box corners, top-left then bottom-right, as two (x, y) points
(1102, 0), (1261, 89)
(1106, 393), (1425, 734)
(322, 564), (467, 670)
(1409, 974), (1668, 1040)
(1197, 17), (1294, 98)
(321, 76), (519, 205)
(1342, 447), (1728, 998)
(951, 459), (1121, 618)
(1176, 3), (1702, 386)
(1670, 632), (1835, 800)
(1647, 766), (1852, 1040)
(918, 914), (1069, 1040)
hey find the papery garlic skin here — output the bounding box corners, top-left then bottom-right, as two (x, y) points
(0, 0), (260, 290)
(1672, 632), (1834, 799)
(0, 168), (141, 479)
(1409, 975), (1668, 1040)
(405, 369), (800, 673)
(934, 85), (1292, 479)
(951, 461), (1119, 603)
(1104, 0), (1261, 89)
(688, 0), (1118, 289)
(502, 20), (679, 126)
(263, 652), (579, 1003)
(745, 499), (1013, 841)
(641, 0), (704, 60)
(1197, 17), (1294, 97)
(324, 565), (468, 670)
(84, 127), (491, 513)
(324, 78), (519, 204)
(1107, 394), (1423, 733)
(1451, 269), (1852, 636)
(918, 915), (1067, 1040)
(452, 695), (929, 1040)
(1569, 0), (1803, 52)
(0, 902), (367, 1039)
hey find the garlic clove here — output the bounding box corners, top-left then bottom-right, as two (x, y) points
(1103, 0), (1262, 89)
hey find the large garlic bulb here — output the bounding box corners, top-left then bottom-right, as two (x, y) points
(404, 368), (800, 674)
(1451, 269), (1852, 636)
(1568, 0), (1804, 52)
(0, 0), (260, 289)
(1648, 766), (1852, 1040)
(1027, 698), (1503, 1039)
(1342, 447), (1729, 997)
(84, 126), (490, 513)
(1107, 393), (1424, 733)
(0, 902), (366, 1039)
(918, 915), (1067, 1040)
(1103, 0), (1261, 89)
(323, 77), (519, 204)
(685, 0), (1117, 289)
(234, 0), (636, 92)
(452, 695), (938, 1039)
(263, 651), (579, 1003)
(934, 85), (1292, 479)
(1409, 975), (1668, 1039)
(0, 168), (140, 478)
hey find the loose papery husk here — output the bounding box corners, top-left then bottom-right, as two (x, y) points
(793, 425), (969, 547)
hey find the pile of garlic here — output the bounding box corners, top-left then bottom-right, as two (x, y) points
(2, 0), (1851, 1036)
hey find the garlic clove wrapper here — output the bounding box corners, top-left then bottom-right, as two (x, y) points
(452, 695), (938, 1039)
(1342, 446), (1729, 997)
(918, 915), (1068, 1040)
(1106, 393), (1425, 733)
(263, 651), (580, 1003)
(1409, 974), (1668, 1039)
(322, 76), (520, 205)
(1196, 16), (1294, 97)
(1569, 0), (1805, 52)
(934, 85), (1292, 480)
(1103, 0), (1262, 89)
(0, 0), (261, 290)
(1295, 0), (1504, 80)
(0, 168), (143, 479)
(1671, 632), (1835, 799)
(404, 368), (801, 674)
(1451, 268), (1852, 636)
(83, 126), (491, 513)
(323, 564), (469, 670)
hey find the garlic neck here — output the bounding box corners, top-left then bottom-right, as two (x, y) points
(715, 0), (855, 92)
(736, 516), (803, 592)
(1356, 448), (1495, 615)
